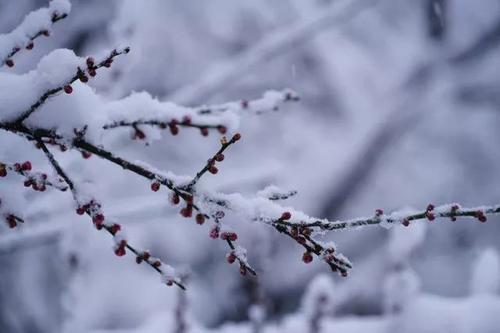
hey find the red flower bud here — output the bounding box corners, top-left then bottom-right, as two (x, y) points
(200, 127), (209, 137)
(232, 133), (241, 142)
(21, 161), (32, 171)
(302, 251), (313, 264)
(196, 213), (205, 225)
(151, 181), (160, 192)
(227, 253), (236, 264)
(171, 193), (180, 205)
(217, 126), (227, 134)
(281, 212), (291, 220)
(209, 165), (218, 174)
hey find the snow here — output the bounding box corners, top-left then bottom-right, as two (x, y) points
(470, 248), (499, 295)
(1, 0), (500, 332)
(0, 0), (71, 64)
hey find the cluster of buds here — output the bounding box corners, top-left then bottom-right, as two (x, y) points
(426, 204), (435, 221)
(75, 200), (105, 229)
(0, 161), (32, 176)
(208, 152), (225, 175)
(226, 246), (250, 276)
(4, 214), (22, 229)
(282, 212), (311, 246)
(64, 48), (130, 95)
(114, 239), (127, 257)
(220, 231), (238, 241)
(1, 161), (66, 192)
(35, 138), (68, 152)
(322, 247), (336, 263)
(450, 204), (460, 221)
(475, 210), (487, 223)
(106, 116), (230, 139)
(1, 198), (22, 229)
(209, 225), (220, 239)
(179, 195), (193, 218)
(135, 250), (151, 264)
(23, 173), (48, 192)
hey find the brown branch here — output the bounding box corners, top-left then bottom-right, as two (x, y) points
(185, 133), (241, 191)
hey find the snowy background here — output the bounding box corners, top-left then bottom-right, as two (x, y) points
(1, 0), (500, 332)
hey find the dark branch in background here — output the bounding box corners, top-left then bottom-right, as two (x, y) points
(35, 139), (185, 289)
(450, 17), (500, 65)
(12, 47), (130, 124)
(427, 0), (446, 40)
(168, 0), (379, 104)
(320, 15), (500, 220)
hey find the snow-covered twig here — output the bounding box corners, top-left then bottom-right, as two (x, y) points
(102, 89), (299, 138)
(276, 203), (500, 231)
(0, 160), (68, 192)
(11, 47), (130, 124)
(184, 133), (241, 191)
(257, 186), (297, 201)
(3, 122), (258, 277)
(36, 139), (185, 289)
(0, 0), (70, 68)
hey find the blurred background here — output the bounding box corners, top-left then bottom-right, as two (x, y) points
(1, 0), (500, 332)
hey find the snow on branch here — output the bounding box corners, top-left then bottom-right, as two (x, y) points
(0, 0), (70, 68)
(35, 139), (185, 289)
(3, 122), (256, 278)
(0, 160), (68, 192)
(257, 185), (297, 201)
(201, 192), (352, 275)
(103, 89), (299, 140)
(275, 203), (500, 230)
(6, 47), (130, 124)
(4, 120), (499, 280)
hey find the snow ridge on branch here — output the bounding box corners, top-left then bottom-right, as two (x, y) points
(0, 0), (70, 68)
